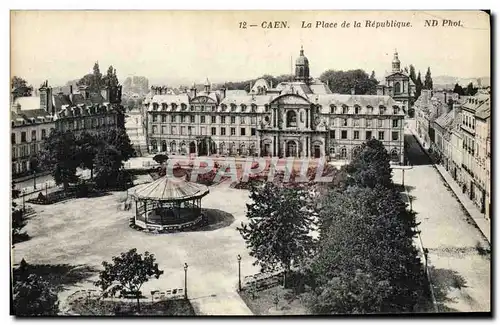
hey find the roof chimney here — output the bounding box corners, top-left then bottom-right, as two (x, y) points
(70, 85), (73, 94)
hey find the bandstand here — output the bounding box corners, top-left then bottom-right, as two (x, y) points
(130, 176), (209, 232)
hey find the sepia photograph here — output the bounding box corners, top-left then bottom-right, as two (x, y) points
(9, 9), (491, 316)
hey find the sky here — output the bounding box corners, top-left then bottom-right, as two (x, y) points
(10, 10), (490, 88)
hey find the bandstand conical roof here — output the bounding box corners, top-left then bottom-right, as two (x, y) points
(131, 176), (209, 201)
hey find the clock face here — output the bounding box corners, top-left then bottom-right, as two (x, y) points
(199, 97), (208, 104)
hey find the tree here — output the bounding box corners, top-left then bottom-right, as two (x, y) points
(12, 203), (27, 245)
(12, 181), (20, 199)
(415, 71), (423, 100)
(11, 76), (33, 98)
(424, 67), (433, 90)
(409, 65), (417, 84)
(93, 144), (124, 189)
(320, 69), (379, 95)
(306, 185), (426, 314)
(98, 128), (135, 162)
(153, 154), (169, 165)
(94, 249), (163, 312)
(346, 138), (393, 189)
(76, 132), (100, 180)
(103, 65), (119, 88)
(465, 82), (478, 96)
(453, 83), (465, 96)
(29, 155), (40, 189)
(13, 274), (60, 316)
(38, 130), (79, 191)
(237, 182), (317, 287)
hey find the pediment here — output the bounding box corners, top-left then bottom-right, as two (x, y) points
(191, 96), (216, 104)
(271, 94), (311, 105)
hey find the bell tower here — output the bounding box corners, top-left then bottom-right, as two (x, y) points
(392, 49), (401, 73)
(295, 45), (310, 84)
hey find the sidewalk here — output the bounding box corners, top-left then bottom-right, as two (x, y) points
(407, 127), (490, 243)
(190, 292), (253, 316)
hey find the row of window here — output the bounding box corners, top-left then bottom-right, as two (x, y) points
(152, 103), (259, 113)
(151, 103), (401, 115)
(329, 130), (400, 141)
(151, 114), (258, 125)
(462, 114), (476, 130)
(152, 125), (257, 137)
(328, 105), (400, 115)
(60, 116), (116, 131)
(151, 113), (401, 129)
(331, 118), (400, 128)
(12, 129), (48, 144)
(12, 143), (41, 159)
(329, 146), (401, 160)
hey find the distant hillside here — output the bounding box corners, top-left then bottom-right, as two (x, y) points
(433, 75), (490, 89)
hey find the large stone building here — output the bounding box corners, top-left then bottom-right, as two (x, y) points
(377, 50), (416, 113)
(144, 47), (406, 163)
(10, 78), (125, 177)
(11, 97), (55, 176)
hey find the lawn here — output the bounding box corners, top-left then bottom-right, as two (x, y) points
(239, 286), (309, 315)
(69, 298), (195, 316)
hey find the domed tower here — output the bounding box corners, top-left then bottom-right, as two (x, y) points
(392, 49), (401, 73)
(295, 46), (310, 83)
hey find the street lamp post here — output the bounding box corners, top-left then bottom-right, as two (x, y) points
(237, 254), (242, 292)
(22, 189), (26, 211)
(33, 170), (37, 190)
(183, 263), (188, 300)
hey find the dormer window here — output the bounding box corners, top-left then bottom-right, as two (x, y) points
(251, 104), (257, 113)
(231, 104), (236, 112)
(181, 103), (187, 111)
(367, 105), (373, 114)
(354, 105), (360, 114)
(171, 103), (177, 111)
(190, 105), (194, 111)
(212, 105), (216, 112)
(379, 106), (386, 115)
(342, 105), (348, 114)
(161, 103), (168, 110)
(201, 105), (205, 112)
(393, 107), (399, 114)
(330, 105), (336, 114)
(241, 104), (247, 112)
(264, 104), (270, 113)
(221, 104), (227, 112)
(152, 103), (159, 111)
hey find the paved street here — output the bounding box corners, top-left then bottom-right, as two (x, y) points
(391, 129), (490, 312)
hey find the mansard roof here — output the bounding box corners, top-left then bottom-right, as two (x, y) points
(312, 94), (401, 108)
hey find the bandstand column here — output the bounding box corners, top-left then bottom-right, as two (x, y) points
(144, 200), (148, 224)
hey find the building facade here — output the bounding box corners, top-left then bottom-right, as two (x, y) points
(377, 50), (416, 113)
(11, 102), (55, 176)
(474, 96), (491, 218)
(10, 77), (125, 177)
(145, 47), (406, 163)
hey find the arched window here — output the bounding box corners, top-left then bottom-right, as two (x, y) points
(340, 147), (347, 159)
(390, 148), (400, 162)
(394, 82), (401, 94)
(352, 146), (361, 159)
(286, 110), (297, 127)
(170, 141), (176, 153)
(299, 66), (304, 77)
(342, 105), (349, 114)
